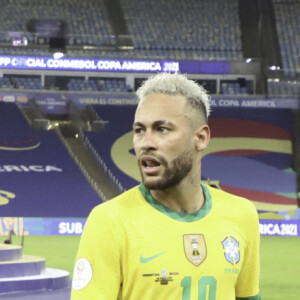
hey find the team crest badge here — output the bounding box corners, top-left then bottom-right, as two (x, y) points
(222, 236), (240, 265)
(183, 234), (207, 266)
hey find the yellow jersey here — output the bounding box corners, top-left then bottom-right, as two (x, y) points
(71, 184), (260, 300)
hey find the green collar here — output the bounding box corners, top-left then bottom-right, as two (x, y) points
(138, 183), (212, 222)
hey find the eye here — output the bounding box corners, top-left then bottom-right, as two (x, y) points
(134, 127), (145, 134)
(158, 127), (170, 133)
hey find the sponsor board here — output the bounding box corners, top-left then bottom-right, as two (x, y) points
(0, 91), (298, 110)
(0, 218), (299, 236)
(0, 56), (177, 73)
(210, 98), (299, 109)
(0, 55), (231, 74)
(3, 95), (15, 103)
(0, 217), (86, 235)
(259, 220), (299, 236)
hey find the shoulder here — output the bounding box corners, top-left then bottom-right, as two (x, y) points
(206, 185), (260, 245)
(206, 185), (259, 221)
(87, 185), (143, 222)
(208, 185), (256, 209)
(81, 186), (143, 240)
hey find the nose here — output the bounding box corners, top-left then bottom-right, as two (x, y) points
(138, 131), (157, 151)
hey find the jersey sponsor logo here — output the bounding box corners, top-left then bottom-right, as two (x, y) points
(72, 257), (93, 291)
(142, 268), (179, 285)
(140, 252), (165, 264)
(155, 268), (172, 285)
(222, 236), (240, 265)
(183, 234), (207, 266)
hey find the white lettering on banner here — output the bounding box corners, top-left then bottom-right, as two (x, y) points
(107, 98), (139, 105)
(0, 165), (63, 172)
(27, 58), (46, 68)
(97, 60), (122, 70)
(37, 101), (47, 105)
(59, 222), (83, 234)
(163, 62), (179, 72)
(95, 60), (162, 71)
(0, 166), (20, 172)
(0, 57), (11, 66)
(121, 61), (161, 71)
(78, 98), (138, 105)
(29, 165), (45, 172)
(48, 101), (66, 106)
(259, 223), (298, 236)
(209, 99), (217, 106)
(211, 99), (279, 108)
(3, 95), (15, 103)
(79, 98), (107, 105)
(44, 166), (63, 172)
(241, 100), (276, 108)
(20, 165), (30, 172)
(47, 59), (97, 70)
(219, 99), (240, 107)
(12, 58), (19, 67)
(0, 56), (177, 72)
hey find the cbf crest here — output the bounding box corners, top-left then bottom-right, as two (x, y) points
(222, 236), (240, 265)
(183, 234), (206, 266)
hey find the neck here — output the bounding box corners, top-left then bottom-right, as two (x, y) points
(150, 177), (204, 214)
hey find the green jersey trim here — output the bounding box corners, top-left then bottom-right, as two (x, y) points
(236, 295), (261, 300)
(138, 183), (212, 222)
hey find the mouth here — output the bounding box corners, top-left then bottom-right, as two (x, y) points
(140, 157), (161, 175)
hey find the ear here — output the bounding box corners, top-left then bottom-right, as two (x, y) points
(194, 125), (210, 152)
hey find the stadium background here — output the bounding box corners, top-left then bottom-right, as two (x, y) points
(0, 0), (299, 299)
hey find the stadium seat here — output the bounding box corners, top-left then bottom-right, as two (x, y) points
(273, 0), (300, 77)
(0, 0), (115, 48)
(119, 0), (243, 61)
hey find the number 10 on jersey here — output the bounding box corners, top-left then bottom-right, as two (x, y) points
(181, 276), (217, 300)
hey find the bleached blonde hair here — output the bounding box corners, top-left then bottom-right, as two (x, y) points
(136, 73), (211, 120)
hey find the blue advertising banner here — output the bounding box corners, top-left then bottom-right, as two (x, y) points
(259, 220), (300, 237)
(0, 217), (86, 236)
(1, 92), (298, 112)
(0, 55), (229, 74)
(0, 102), (102, 218)
(209, 97), (299, 109)
(0, 217), (299, 236)
(35, 93), (69, 114)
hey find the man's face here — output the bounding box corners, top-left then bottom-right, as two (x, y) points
(133, 93), (197, 190)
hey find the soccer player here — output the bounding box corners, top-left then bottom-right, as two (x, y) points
(71, 73), (260, 300)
